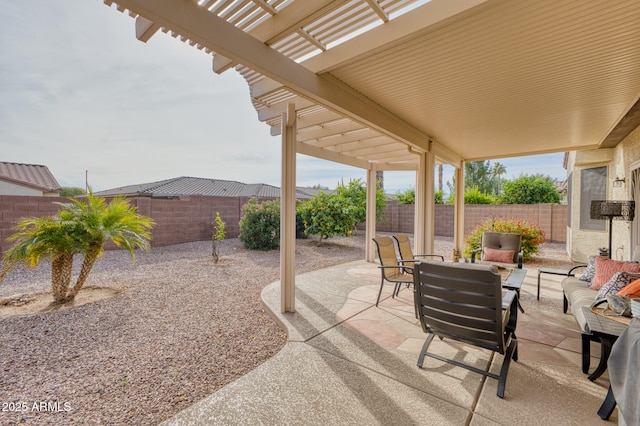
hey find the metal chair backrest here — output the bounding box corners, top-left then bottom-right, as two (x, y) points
(481, 232), (522, 264)
(414, 261), (506, 353)
(393, 234), (414, 262)
(373, 236), (401, 280)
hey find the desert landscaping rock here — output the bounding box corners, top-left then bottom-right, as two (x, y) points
(0, 234), (573, 425)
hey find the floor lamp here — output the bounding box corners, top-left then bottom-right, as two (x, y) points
(590, 200), (636, 259)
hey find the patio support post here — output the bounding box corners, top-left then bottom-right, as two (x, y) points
(280, 103), (297, 313)
(366, 164), (377, 262)
(415, 146), (435, 256)
(454, 162), (465, 256)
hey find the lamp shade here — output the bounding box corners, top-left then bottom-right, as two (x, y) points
(590, 200), (606, 220)
(615, 200), (635, 222)
(601, 201), (623, 217)
(591, 200), (635, 221)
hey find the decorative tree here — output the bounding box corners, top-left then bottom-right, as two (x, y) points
(212, 212), (226, 263)
(1, 192), (154, 303)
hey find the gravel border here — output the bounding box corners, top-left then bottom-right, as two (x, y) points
(0, 234), (575, 425)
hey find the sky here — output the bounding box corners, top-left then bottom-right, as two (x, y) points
(0, 0), (567, 194)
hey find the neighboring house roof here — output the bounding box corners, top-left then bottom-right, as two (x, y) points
(0, 161), (62, 193)
(93, 176), (322, 199)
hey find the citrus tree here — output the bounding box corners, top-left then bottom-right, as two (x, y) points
(212, 211), (226, 263)
(335, 178), (386, 224)
(0, 193), (154, 303)
(298, 191), (357, 243)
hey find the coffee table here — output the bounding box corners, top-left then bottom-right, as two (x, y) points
(581, 306), (628, 381)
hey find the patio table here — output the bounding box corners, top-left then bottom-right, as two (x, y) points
(503, 268), (527, 313)
(581, 306), (628, 381)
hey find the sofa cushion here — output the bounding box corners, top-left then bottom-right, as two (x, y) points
(591, 257), (640, 290)
(618, 278), (640, 298)
(562, 277), (598, 331)
(596, 272), (640, 299)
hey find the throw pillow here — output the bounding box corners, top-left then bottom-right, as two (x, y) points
(617, 278), (640, 298)
(578, 255), (599, 283)
(590, 257), (640, 290)
(482, 247), (515, 263)
(596, 272), (640, 299)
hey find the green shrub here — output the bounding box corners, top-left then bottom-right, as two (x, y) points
(395, 188), (444, 204)
(464, 186), (498, 204)
(239, 199), (280, 250)
(335, 178), (386, 223)
(295, 203), (307, 239)
(395, 188), (415, 205)
(434, 190), (444, 204)
(463, 217), (546, 260)
(298, 192), (357, 242)
(500, 174), (560, 204)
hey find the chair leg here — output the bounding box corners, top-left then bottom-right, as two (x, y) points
(563, 292), (568, 314)
(375, 278), (385, 307)
(497, 338), (518, 398)
(392, 283), (402, 298)
(417, 334), (435, 368)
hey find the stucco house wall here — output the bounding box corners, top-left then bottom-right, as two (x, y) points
(566, 124), (640, 262)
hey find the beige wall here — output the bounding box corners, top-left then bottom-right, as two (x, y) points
(566, 124), (640, 262)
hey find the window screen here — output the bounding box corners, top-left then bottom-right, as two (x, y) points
(580, 166), (607, 230)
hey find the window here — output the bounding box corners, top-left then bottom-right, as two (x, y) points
(580, 166), (607, 230)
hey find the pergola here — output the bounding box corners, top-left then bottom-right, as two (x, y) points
(101, 0), (640, 312)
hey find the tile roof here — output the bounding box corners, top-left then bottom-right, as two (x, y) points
(93, 176), (321, 199)
(0, 162), (62, 192)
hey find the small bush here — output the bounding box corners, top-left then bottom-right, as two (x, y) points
(463, 217), (546, 260)
(395, 188), (415, 205)
(239, 199), (280, 251)
(395, 188), (444, 204)
(298, 192), (356, 242)
(464, 186), (498, 204)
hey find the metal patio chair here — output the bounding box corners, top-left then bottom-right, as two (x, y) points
(414, 260), (519, 398)
(372, 236), (413, 306)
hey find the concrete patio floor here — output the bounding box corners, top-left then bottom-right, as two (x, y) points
(164, 261), (616, 425)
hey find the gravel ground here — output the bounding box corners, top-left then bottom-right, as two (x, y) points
(0, 234), (575, 425)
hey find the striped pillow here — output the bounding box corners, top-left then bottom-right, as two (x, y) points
(578, 255), (599, 283)
(590, 257), (640, 290)
(596, 272), (640, 299)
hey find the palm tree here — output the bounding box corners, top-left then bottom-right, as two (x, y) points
(1, 193), (154, 303)
(491, 162), (507, 195)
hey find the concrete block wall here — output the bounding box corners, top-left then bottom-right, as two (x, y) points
(0, 195), (567, 256)
(140, 196), (245, 247)
(392, 203), (567, 243)
(0, 196), (69, 256)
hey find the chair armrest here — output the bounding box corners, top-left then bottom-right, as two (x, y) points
(567, 264), (588, 276)
(414, 254), (445, 261)
(471, 248), (482, 263)
(502, 290), (517, 310)
(591, 298), (608, 309)
(378, 265), (414, 273)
